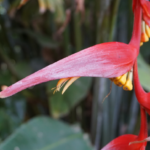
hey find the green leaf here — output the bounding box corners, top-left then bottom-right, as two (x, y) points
(0, 117), (92, 150)
(0, 94), (26, 140)
(138, 54), (150, 91)
(53, 0), (65, 24)
(47, 77), (92, 118)
(0, 109), (14, 140)
(0, 70), (12, 85)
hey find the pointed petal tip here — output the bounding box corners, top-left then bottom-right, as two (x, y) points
(0, 92), (6, 99)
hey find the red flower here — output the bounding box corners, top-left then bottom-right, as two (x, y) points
(0, 0), (143, 98)
(102, 107), (148, 150)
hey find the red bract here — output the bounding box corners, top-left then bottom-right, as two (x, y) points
(133, 60), (150, 115)
(0, 43), (137, 98)
(102, 107), (147, 150)
(0, 0), (142, 98)
(132, 0), (150, 26)
(140, 0), (150, 17)
(133, 0), (150, 18)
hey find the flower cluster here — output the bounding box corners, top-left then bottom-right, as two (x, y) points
(1, 0), (150, 149)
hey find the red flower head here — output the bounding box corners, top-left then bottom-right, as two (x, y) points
(102, 107), (148, 150)
(0, 0), (143, 98)
(133, 0), (150, 46)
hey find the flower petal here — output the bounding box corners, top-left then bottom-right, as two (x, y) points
(102, 107), (147, 150)
(0, 42), (137, 98)
(102, 134), (141, 150)
(140, 0), (150, 18)
(143, 13), (150, 27)
(132, 0), (136, 12)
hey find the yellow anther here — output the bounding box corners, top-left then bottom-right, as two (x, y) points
(140, 42), (143, 46)
(141, 33), (149, 42)
(123, 79), (133, 91)
(52, 78), (70, 94)
(141, 21), (149, 42)
(123, 69), (133, 91)
(113, 80), (122, 87)
(114, 73), (127, 86)
(113, 76), (122, 81)
(62, 77), (80, 94)
(145, 24), (150, 37)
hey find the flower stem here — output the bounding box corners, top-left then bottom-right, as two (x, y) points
(138, 107), (148, 140)
(129, 0), (142, 50)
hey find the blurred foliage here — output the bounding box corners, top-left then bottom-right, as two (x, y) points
(0, 94), (26, 140)
(0, 0), (93, 147)
(47, 77), (92, 118)
(138, 54), (150, 91)
(0, 0), (149, 150)
(0, 117), (92, 150)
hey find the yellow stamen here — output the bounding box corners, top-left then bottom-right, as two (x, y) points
(140, 42), (143, 46)
(123, 79), (133, 91)
(113, 76), (122, 81)
(141, 21), (149, 42)
(52, 78), (70, 94)
(62, 77), (80, 94)
(141, 33), (149, 42)
(123, 70), (133, 91)
(113, 80), (122, 87)
(114, 73), (127, 87)
(145, 24), (150, 37)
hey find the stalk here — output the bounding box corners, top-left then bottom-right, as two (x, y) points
(108, 0), (120, 41)
(73, 11), (82, 52)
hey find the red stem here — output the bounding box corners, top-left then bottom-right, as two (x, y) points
(129, 0), (142, 50)
(138, 107), (147, 140)
(133, 60), (147, 108)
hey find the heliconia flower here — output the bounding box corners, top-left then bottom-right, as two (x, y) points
(0, 0), (143, 98)
(102, 107), (148, 150)
(133, 59), (150, 115)
(133, 0), (150, 46)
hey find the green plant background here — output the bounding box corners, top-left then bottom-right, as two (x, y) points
(0, 0), (149, 150)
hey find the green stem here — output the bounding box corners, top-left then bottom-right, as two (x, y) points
(73, 12), (82, 52)
(63, 27), (71, 56)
